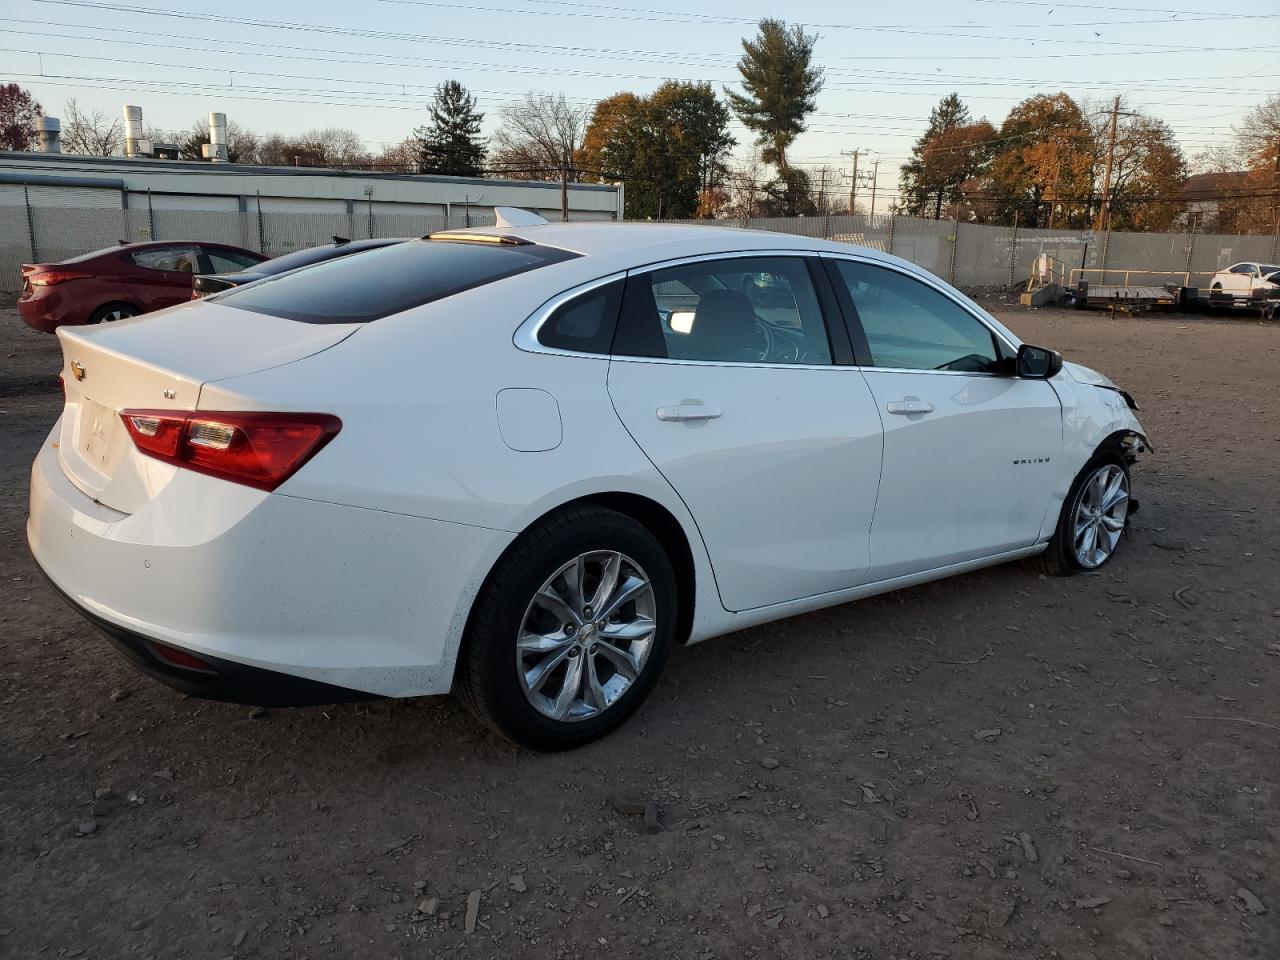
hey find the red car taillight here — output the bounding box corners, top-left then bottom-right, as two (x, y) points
(26, 269), (92, 287)
(120, 410), (341, 491)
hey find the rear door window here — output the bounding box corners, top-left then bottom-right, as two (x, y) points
(132, 246), (201, 273)
(216, 239), (579, 323)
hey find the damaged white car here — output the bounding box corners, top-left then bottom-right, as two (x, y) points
(29, 214), (1149, 750)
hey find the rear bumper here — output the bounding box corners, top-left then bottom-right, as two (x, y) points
(28, 423), (513, 701)
(37, 565), (375, 706)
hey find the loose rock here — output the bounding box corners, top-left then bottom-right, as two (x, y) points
(1236, 887), (1267, 915)
(760, 757), (780, 770)
(1074, 897), (1112, 909)
(76, 820), (97, 836)
(972, 728), (1002, 741)
(509, 874), (527, 893)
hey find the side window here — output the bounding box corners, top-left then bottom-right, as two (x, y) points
(204, 249), (262, 273)
(132, 246), (201, 273)
(536, 280), (623, 354)
(1229, 264), (1255, 275)
(832, 261), (1003, 373)
(613, 256), (832, 365)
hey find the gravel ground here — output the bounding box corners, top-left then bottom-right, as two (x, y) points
(1, 302), (1277, 959)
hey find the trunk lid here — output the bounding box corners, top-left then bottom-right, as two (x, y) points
(55, 299), (358, 513)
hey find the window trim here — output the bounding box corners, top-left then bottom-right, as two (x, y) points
(819, 252), (1020, 377)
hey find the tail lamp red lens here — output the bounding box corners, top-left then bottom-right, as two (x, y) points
(120, 409), (341, 491)
(27, 269), (91, 287)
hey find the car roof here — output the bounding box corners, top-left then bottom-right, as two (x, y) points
(451, 222), (819, 256)
(446, 220), (921, 269)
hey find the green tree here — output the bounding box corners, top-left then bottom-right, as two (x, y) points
(919, 120), (998, 221)
(580, 82), (734, 219)
(897, 93), (972, 216)
(0, 83), (43, 151)
(724, 18), (823, 213)
(414, 80), (486, 177)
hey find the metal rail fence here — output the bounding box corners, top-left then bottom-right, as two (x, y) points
(3, 202), (1277, 294)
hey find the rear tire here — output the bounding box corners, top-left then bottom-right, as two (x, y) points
(1028, 449), (1131, 577)
(89, 303), (139, 324)
(456, 506), (678, 751)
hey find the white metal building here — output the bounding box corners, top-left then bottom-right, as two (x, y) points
(0, 151), (623, 223)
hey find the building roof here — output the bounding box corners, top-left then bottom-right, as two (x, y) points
(1182, 170), (1251, 200)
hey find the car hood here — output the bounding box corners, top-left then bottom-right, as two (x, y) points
(1063, 360), (1118, 390)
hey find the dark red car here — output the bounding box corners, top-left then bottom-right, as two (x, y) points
(18, 241), (267, 333)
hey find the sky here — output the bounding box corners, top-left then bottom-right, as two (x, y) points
(5, 0), (1280, 210)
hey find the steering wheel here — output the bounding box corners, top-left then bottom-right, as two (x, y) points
(748, 314), (776, 361)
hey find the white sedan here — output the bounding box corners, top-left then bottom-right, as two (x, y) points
(1210, 261), (1280, 296)
(28, 212), (1149, 751)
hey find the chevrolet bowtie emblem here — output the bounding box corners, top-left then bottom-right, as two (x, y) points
(70, 360), (86, 382)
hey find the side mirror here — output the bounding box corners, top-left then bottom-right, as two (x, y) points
(1016, 343), (1063, 379)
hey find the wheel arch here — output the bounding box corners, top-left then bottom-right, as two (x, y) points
(453, 491), (700, 690)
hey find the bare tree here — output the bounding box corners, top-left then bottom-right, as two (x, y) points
(375, 137), (419, 173)
(61, 99), (122, 156)
(490, 93), (589, 181)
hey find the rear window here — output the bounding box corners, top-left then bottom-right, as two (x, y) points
(216, 239), (579, 324)
(252, 239), (400, 277)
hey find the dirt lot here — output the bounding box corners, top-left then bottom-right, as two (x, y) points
(1, 302), (1276, 960)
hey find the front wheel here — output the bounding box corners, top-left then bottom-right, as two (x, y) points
(1031, 452), (1131, 576)
(457, 506), (678, 751)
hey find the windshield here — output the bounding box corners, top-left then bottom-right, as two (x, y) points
(216, 238), (578, 323)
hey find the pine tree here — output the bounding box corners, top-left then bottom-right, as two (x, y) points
(414, 81), (486, 177)
(724, 18), (823, 215)
(898, 94), (972, 217)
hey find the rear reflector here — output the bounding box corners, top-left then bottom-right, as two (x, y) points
(121, 409), (341, 491)
(151, 641), (215, 672)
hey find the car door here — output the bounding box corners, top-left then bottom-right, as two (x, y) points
(125, 245), (203, 312)
(825, 256), (1062, 581)
(1226, 264), (1256, 294)
(606, 254), (884, 612)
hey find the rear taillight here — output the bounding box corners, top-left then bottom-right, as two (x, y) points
(26, 269), (91, 287)
(120, 410), (341, 491)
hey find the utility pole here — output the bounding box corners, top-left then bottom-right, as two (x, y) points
(560, 150), (569, 223)
(842, 149), (861, 215)
(1271, 135), (1279, 261)
(1095, 95), (1121, 233)
(816, 165), (830, 218)
(868, 158), (880, 218)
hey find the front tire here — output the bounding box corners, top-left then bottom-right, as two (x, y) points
(457, 506), (678, 751)
(1031, 450), (1131, 576)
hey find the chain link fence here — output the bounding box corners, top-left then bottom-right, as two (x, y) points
(4, 200), (1279, 296)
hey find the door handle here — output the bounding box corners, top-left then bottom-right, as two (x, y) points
(885, 397), (934, 415)
(656, 401), (722, 422)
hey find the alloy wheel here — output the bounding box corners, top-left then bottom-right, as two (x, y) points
(1071, 464), (1129, 569)
(516, 551), (656, 722)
